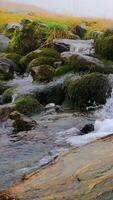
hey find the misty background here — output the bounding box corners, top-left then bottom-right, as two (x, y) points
(11, 0), (113, 19)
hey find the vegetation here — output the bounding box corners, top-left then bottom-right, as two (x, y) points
(66, 73), (111, 110)
(7, 21), (48, 55)
(55, 65), (71, 76)
(15, 94), (43, 116)
(95, 29), (113, 60)
(28, 56), (59, 70)
(31, 64), (55, 83)
(2, 88), (14, 103)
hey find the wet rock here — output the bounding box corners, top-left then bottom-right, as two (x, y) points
(80, 124), (94, 135)
(15, 94), (43, 116)
(66, 73), (111, 110)
(55, 105), (64, 113)
(45, 103), (55, 110)
(53, 39), (70, 53)
(0, 34), (10, 53)
(67, 54), (105, 73)
(57, 39), (94, 55)
(75, 23), (88, 39)
(0, 104), (15, 121)
(10, 111), (37, 133)
(30, 65), (55, 83)
(0, 57), (15, 78)
(36, 81), (66, 105)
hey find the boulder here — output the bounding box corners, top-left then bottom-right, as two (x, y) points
(67, 54), (105, 73)
(0, 34), (10, 53)
(30, 65), (55, 83)
(28, 56), (59, 70)
(66, 73), (111, 110)
(80, 124), (94, 135)
(20, 50), (42, 71)
(53, 39), (70, 53)
(0, 104), (15, 121)
(75, 23), (88, 39)
(10, 111), (37, 133)
(15, 94), (43, 116)
(36, 80), (66, 105)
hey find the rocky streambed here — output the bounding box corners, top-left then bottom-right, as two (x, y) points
(1, 21), (113, 200)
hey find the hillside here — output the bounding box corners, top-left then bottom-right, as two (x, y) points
(0, 0), (58, 17)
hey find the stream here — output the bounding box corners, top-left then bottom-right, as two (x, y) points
(1, 39), (113, 192)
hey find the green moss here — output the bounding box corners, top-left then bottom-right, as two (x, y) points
(31, 65), (55, 83)
(8, 21), (48, 55)
(0, 81), (8, 95)
(15, 94), (43, 115)
(2, 88), (14, 103)
(55, 65), (71, 76)
(0, 68), (13, 81)
(28, 56), (58, 71)
(68, 55), (104, 73)
(20, 51), (40, 70)
(95, 29), (113, 60)
(39, 48), (60, 59)
(66, 73), (111, 110)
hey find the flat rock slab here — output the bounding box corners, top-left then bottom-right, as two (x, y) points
(1, 135), (113, 200)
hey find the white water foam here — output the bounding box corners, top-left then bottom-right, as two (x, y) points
(65, 91), (113, 146)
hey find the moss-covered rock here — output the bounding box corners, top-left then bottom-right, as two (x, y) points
(15, 94), (43, 116)
(68, 54), (105, 73)
(7, 21), (48, 55)
(0, 81), (8, 95)
(31, 65), (55, 83)
(3, 53), (23, 74)
(95, 29), (113, 60)
(75, 23), (87, 39)
(2, 88), (14, 103)
(20, 51), (41, 71)
(66, 73), (111, 110)
(10, 111), (37, 133)
(39, 48), (60, 59)
(55, 65), (71, 76)
(28, 56), (58, 71)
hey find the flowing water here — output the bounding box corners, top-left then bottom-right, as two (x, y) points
(1, 39), (113, 192)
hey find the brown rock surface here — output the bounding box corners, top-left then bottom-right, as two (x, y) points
(1, 135), (113, 200)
